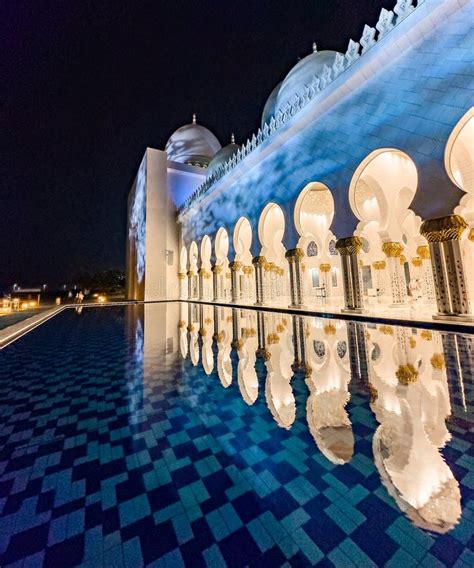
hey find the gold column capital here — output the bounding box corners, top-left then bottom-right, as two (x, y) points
(229, 261), (242, 271)
(211, 265), (222, 274)
(243, 265), (253, 275)
(396, 363), (419, 385)
(416, 245), (430, 259)
(252, 256), (266, 267)
(178, 272), (186, 280)
(420, 214), (468, 242)
(430, 353), (445, 370)
(319, 263), (331, 273)
(411, 257), (422, 267)
(372, 260), (386, 270)
(335, 236), (363, 255)
(469, 228), (474, 242)
(285, 248), (305, 261)
(382, 241), (404, 258)
(187, 270), (195, 278)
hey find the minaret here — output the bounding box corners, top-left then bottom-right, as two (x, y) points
(312, 42), (317, 53)
(231, 133), (235, 144)
(192, 113), (197, 124)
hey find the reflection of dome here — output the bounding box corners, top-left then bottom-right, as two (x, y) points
(275, 48), (341, 116)
(261, 82), (282, 127)
(206, 134), (241, 178)
(165, 114), (221, 168)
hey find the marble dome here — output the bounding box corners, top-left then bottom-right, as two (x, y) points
(261, 82), (282, 128)
(165, 115), (221, 168)
(206, 134), (241, 178)
(275, 48), (341, 116)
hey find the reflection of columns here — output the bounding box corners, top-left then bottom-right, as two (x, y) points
(252, 256), (266, 306)
(416, 246), (435, 302)
(382, 242), (407, 306)
(229, 261), (241, 303)
(420, 215), (471, 317)
(347, 321), (368, 383)
(285, 248), (305, 308)
(320, 263), (331, 298)
(335, 237), (364, 311)
(212, 265), (222, 302)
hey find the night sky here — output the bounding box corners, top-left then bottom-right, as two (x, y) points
(2, 0), (395, 292)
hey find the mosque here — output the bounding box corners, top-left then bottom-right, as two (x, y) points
(126, 0), (474, 322)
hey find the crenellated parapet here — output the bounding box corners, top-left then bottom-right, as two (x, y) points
(178, 0), (424, 217)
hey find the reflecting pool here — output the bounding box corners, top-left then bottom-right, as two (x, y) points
(1, 302), (473, 566)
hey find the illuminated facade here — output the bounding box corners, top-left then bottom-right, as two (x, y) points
(126, 0), (474, 321)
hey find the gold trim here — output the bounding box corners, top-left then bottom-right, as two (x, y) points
(335, 236), (363, 255)
(319, 263), (331, 273)
(411, 257), (422, 268)
(178, 272), (186, 280)
(382, 241), (404, 258)
(420, 330), (432, 341)
(396, 363), (419, 385)
(324, 323), (336, 335)
(416, 245), (430, 260)
(285, 248), (305, 261)
(420, 215), (467, 242)
(252, 256), (266, 267)
(431, 353), (445, 370)
(372, 260), (386, 270)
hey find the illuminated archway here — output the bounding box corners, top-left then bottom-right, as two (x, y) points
(445, 107), (474, 194)
(447, 109), (474, 304)
(188, 241), (199, 300)
(214, 228), (230, 301)
(233, 217), (254, 302)
(258, 203), (288, 305)
(349, 149), (420, 307)
(199, 235), (212, 300)
(179, 246), (188, 299)
(294, 182), (342, 305)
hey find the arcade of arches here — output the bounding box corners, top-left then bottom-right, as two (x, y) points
(178, 110), (474, 321)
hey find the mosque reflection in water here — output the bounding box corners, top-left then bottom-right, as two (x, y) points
(128, 302), (473, 535)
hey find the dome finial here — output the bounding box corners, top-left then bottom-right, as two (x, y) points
(192, 113), (197, 124)
(231, 133), (235, 144)
(312, 42), (317, 53)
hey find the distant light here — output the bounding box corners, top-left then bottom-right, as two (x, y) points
(97, 295), (107, 304)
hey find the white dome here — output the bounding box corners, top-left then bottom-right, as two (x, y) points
(261, 82), (282, 128)
(206, 135), (241, 178)
(165, 115), (221, 167)
(275, 49), (341, 116)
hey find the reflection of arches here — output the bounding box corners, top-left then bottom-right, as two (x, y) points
(445, 107), (474, 194)
(200, 235), (213, 300)
(294, 182), (335, 238)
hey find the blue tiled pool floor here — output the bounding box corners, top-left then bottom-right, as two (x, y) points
(1, 303), (474, 567)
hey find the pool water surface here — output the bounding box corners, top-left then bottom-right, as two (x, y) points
(1, 302), (474, 567)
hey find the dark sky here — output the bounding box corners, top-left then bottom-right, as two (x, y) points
(1, 0), (395, 291)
